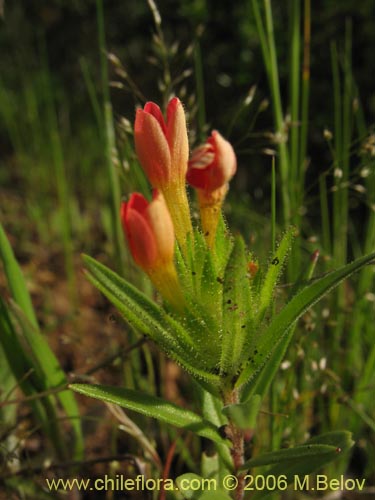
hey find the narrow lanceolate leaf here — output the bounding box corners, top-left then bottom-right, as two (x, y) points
(220, 237), (252, 375)
(83, 254), (221, 385)
(70, 384), (228, 445)
(255, 226), (296, 324)
(242, 253), (319, 401)
(237, 251), (375, 388)
(242, 431), (353, 469)
(248, 432), (353, 500)
(214, 214), (233, 273)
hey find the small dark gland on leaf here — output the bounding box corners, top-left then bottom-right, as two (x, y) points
(241, 324), (246, 329)
(192, 271), (196, 275)
(271, 257), (280, 265)
(216, 277), (224, 284)
(254, 349), (258, 355)
(205, 231), (210, 236)
(227, 299), (232, 304)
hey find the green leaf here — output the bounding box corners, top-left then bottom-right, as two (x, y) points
(200, 246), (222, 317)
(83, 254), (221, 385)
(242, 250), (319, 402)
(222, 395), (261, 430)
(237, 251), (375, 388)
(255, 226), (296, 324)
(245, 444), (339, 467)
(70, 383), (228, 445)
(247, 431), (353, 500)
(214, 215), (233, 273)
(199, 390), (233, 472)
(220, 237), (253, 374)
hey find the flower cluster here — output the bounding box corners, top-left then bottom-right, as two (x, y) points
(121, 97), (236, 307)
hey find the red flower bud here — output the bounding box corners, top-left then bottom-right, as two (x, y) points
(134, 98), (189, 189)
(121, 191), (175, 272)
(187, 130), (237, 192)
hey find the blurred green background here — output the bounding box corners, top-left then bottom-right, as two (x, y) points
(1, 1), (375, 497)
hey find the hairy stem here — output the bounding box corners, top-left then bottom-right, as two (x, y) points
(224, 388), (245, 500)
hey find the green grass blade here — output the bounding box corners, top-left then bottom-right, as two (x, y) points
(96, 0), (126, 272)
(0, 297), (60, 453)
(0, 225), (83, 458)
(9, 303), (84, 459)
(0, 223), (38, 328)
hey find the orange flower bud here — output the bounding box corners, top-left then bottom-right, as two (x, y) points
(187, 130), (237, 192)
(121, 191), (184, 309)
(134, 98), (192, 249)
(121, 191), (174, 272)
(187, 131), (237, 248)
(134, 98), (189, 189)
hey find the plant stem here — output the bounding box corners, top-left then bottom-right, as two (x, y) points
(224, 388), (245, 500)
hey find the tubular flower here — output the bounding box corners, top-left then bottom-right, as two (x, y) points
(121, 190), (184, 309)
(134, 98), (192, 248)
(187, 131), (237, 248)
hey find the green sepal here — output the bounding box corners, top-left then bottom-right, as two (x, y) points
(70, 383), (228, 445)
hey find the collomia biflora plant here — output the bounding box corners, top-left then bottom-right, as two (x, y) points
(71, 97), (375, 500)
